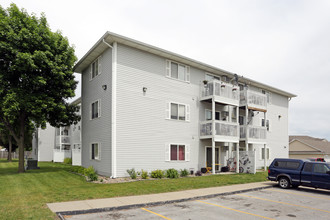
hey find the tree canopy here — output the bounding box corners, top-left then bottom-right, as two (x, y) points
(0, 3), (80, 172)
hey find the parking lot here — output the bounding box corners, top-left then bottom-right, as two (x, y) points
(65, 187), (330, 220)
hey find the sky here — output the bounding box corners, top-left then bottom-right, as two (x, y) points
(2, 0), (330, 140)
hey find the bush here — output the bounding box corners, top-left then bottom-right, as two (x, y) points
(127, 168), (137, 179)
(84, 166), (98, 181)
(63, 158), (72, 165)
(180, 169), (189, 177)
(195, 171), (202, 176)
(166, 168), (179, 178)
(141, 170), (149, 179)
(151, 169), (165, 179)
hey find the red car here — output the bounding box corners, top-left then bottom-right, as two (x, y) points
(307, 158), (325, 162)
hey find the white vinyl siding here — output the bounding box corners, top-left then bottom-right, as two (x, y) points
(166, 60), (190, 83)
(90, 57), (102, 80)
(91, 100), (101, 119)
(166, 144), (190, 162)
(166, 102), (190, 122)
(91, 143), (100, 160)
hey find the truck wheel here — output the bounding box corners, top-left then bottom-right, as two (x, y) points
(278, 177), (290, 189)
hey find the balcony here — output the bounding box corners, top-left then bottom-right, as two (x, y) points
(55, 136), (71, 145)
(201, 80), (239, 106)
(240, 125), (266, 143)
(240, 90), (267, 111)
(200, 120), (239, 143)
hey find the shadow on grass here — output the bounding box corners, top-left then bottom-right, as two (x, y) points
(0, 161), (71, 176)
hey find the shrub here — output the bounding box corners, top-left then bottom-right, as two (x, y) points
(166, 168), (179, 179)
(151, 169), (165, 179)
(141, 170), (149, 179)
(84, 166), (98, 181)
(127, 168), (137, 179)
(180, 169), (189, 177)
(63, 158), (72, 165)
(195, 171), (202, 176)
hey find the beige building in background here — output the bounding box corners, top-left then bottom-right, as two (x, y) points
(289, 136), (330, 161)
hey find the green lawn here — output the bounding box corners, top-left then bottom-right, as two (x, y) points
(0, 159), (267, 219)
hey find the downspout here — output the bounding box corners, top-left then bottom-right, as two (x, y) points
(102, 39), (117, 178)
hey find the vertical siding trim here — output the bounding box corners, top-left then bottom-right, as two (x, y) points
(111, 42), (118, 178)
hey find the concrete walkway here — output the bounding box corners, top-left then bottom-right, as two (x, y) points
(47, 181), (275, 216)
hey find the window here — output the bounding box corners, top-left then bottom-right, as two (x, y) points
(261, 148), (270, 160)
(170, 144), (186, 161)
(303, 163), (313, 172)
(261, 119), (270, 131)
(90, 58), (101, 79)
(166, 60), (190, 82)
(91, 143), (100, 160)
(205, 109), (220, 120)
(91, 100), (100, 119)
(262, 90), (272, 104)
(205, 73), (220, 81)
(314, 164), (330, 174)
(239, 116), (245, 125)
(286, 162), (300, 169)
(166, 102), (190, 121)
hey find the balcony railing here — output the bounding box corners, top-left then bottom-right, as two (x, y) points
(55, 136), (71, 145)
(200, 120), (239, 138)
(240, 125), (266, 141)
(240, 90), (267, 111)
(201, 80), (239, 105)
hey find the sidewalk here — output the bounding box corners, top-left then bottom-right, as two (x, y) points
(47, 181), (275, 216)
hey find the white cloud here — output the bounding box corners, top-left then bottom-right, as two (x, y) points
(2, 0), (330, 139)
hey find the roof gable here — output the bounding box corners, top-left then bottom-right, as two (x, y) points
(74, 31), (296, 98)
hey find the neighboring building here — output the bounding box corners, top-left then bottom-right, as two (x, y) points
(289, 136), (330, 161)
(32, 98), (81, 165)
(73, 31), (296, 177)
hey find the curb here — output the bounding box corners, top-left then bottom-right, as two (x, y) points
(57, 185), (274, 217)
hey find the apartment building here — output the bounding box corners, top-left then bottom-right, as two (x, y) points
(74, 32), (296, 177)
(32, 98), (81, 165)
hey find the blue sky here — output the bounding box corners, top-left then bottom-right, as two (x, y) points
(2, 0), (330, 140)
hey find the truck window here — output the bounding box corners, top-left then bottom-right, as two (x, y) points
(314, 164), (330, 174)
(274, 161), (286, 168)
(286, 162), (300, 169)
(303, 163), (313, 172)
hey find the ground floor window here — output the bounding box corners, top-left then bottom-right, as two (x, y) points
(171, 144), (185, 161)
(91, 143), (100, 160)
(166, 144), (190, 161)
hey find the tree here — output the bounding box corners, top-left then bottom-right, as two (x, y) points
(0, 4), (80, 172)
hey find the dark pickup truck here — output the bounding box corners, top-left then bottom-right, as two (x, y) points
(268, 158), (330, 189)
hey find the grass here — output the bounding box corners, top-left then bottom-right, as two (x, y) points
(0, 159), (267, 219)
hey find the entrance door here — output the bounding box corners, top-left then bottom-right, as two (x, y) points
(206, 147), (220, 171)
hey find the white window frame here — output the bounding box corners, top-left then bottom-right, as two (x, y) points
(205, 73), (221, 81)
(90, 57), (102, 80)
(166, 102), (190, 122)
(165, 143), (190, 162)
(90, 143), (100, 160)
(261, 118), (270, 131)
(90, 99), (101, 120)
(261, 147), (270, 160)
(261, 90), (272, 104)
(166, 60), (190, 83)
(205, 109), (220, 121)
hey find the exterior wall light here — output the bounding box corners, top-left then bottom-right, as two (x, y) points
(143, 87), (147, 92)
(102, 85), (107, 90)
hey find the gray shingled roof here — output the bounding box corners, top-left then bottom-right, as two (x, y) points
(289, 136), (330, 154)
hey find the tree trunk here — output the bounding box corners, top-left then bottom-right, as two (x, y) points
(7, 135), (12, 162)
(18, 137), (25, 173)
(18, 115), (26, 173)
